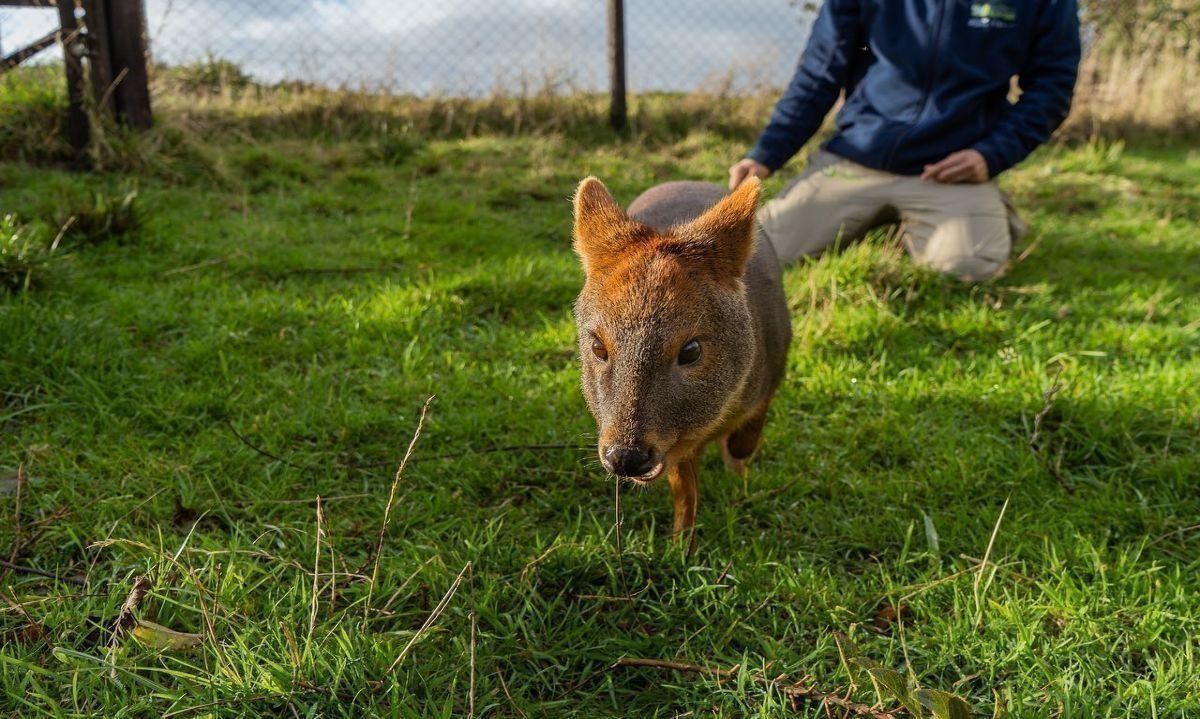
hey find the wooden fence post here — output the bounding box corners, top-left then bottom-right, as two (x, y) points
(54, 0), (89, 153)
(82, 0), (113, 115)
(0, 0), (151, 158)
(104, 0), (152, 128)
(606, 0), (627, 132)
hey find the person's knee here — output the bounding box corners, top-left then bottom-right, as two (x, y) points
(913, 215), (1012, 281)
(924, 252), (1007, 282)
(758, 165), (886, 265)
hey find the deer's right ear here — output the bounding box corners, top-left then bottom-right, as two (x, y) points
(573, 177), (631, 276)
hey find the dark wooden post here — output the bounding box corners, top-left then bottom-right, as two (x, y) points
(55, 0), (90, 153)
(606, 0), (627, 132)
(104, 0), (152, 128)
(82, 0), (113, 115)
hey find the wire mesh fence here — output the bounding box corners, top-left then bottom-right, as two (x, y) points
(1, 0), (817, 96)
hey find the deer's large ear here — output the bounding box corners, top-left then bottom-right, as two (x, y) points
(675, 177), (762, 280)
(573, 177), (634, 276)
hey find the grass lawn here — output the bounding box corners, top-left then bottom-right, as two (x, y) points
(1, 101), (1198, 717)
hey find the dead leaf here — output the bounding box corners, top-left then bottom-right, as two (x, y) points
(109, 575), (152, 650)
(6, 622), (48, 644)
(871, 601), (913, 634)
(172, 496), (198, 527)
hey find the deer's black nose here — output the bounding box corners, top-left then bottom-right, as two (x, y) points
(604, 445), (657, 478)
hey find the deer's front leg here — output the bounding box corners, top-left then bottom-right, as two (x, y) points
(667, 455), (698, 547)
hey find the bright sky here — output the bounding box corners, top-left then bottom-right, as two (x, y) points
(0, 0), (814, 93)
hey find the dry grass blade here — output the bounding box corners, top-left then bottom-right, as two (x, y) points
(184, 568), (225, 665)
(366, 396), (435, 618)
(109, 574), (152, 644)
(376, 556), (441, 617)
(613, 657), (738, 678)
(468, 563), (477, 719)
(1029, 364), (1065, 450)
(6, 465), (24, 567)
(307, 495), (324, 656)
(1029, 364), (1073, 493)
(105, 574), (152, 676)
(613, 476), (629, 595)
(497, 668), (529, 719)
(0, 588), (46, 644)
(402, 169), (417, 241)
(281, 621), (300, 681)
(386, 561), (471, 674)
(613, 657), (899, 718)
(161, 693), (279, 719)
(973, 496), (1011, 629)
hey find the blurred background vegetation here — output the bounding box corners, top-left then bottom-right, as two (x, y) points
(0, 0), (1196, 171)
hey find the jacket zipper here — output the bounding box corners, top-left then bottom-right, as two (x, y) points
(882, 0), (951, 171)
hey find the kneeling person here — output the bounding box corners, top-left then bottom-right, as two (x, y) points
(731, 0), (1081, 281)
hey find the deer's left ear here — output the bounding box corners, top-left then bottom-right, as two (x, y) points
(677, 177), (761, 280)
(573, 177), (636, 276)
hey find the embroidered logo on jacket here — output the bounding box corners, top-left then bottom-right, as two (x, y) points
(968, 2), (1017, 28)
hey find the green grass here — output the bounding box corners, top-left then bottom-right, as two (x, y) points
(1, 99), (1199, 717)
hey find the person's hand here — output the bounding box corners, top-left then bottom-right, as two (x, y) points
(921, 149), (989, 184)
(729, 158), (771, 190)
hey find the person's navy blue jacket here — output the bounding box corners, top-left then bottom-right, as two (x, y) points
(747, 0), (1081, 177)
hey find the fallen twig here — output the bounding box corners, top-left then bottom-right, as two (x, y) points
(343, 442), (592, 468)
(0, 588), (39, 633)
(226, 418), (589, 472)
(1029, 364), (1073, 493)
(162, 255), (231, 276)
(226, 420), (311, 470)
(1029, 364), (1064, 450)
(0, 559), (87, 586)
(254, 265), (403, 279)
(612, 657), (899, 718)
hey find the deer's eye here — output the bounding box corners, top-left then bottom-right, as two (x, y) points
(678, 339), (701, 366)
(591, 336), (608, 361)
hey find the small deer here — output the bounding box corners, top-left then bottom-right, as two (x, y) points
(572, 177), (791, 545)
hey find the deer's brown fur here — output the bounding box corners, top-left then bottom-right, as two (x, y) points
(572, 177), (791, 546)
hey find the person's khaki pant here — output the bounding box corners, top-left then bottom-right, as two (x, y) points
(758, 150), (1026, 281)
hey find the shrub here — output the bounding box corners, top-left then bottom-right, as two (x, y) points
(56, 188), (140, 246)
(369, 125), (424, 165)
(156, 56), (254, 96)
(0, 66), (70, 163)
(0, 214), (50, 293)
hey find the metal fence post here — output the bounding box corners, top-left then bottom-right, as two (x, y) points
(606, 0), (626, 131)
